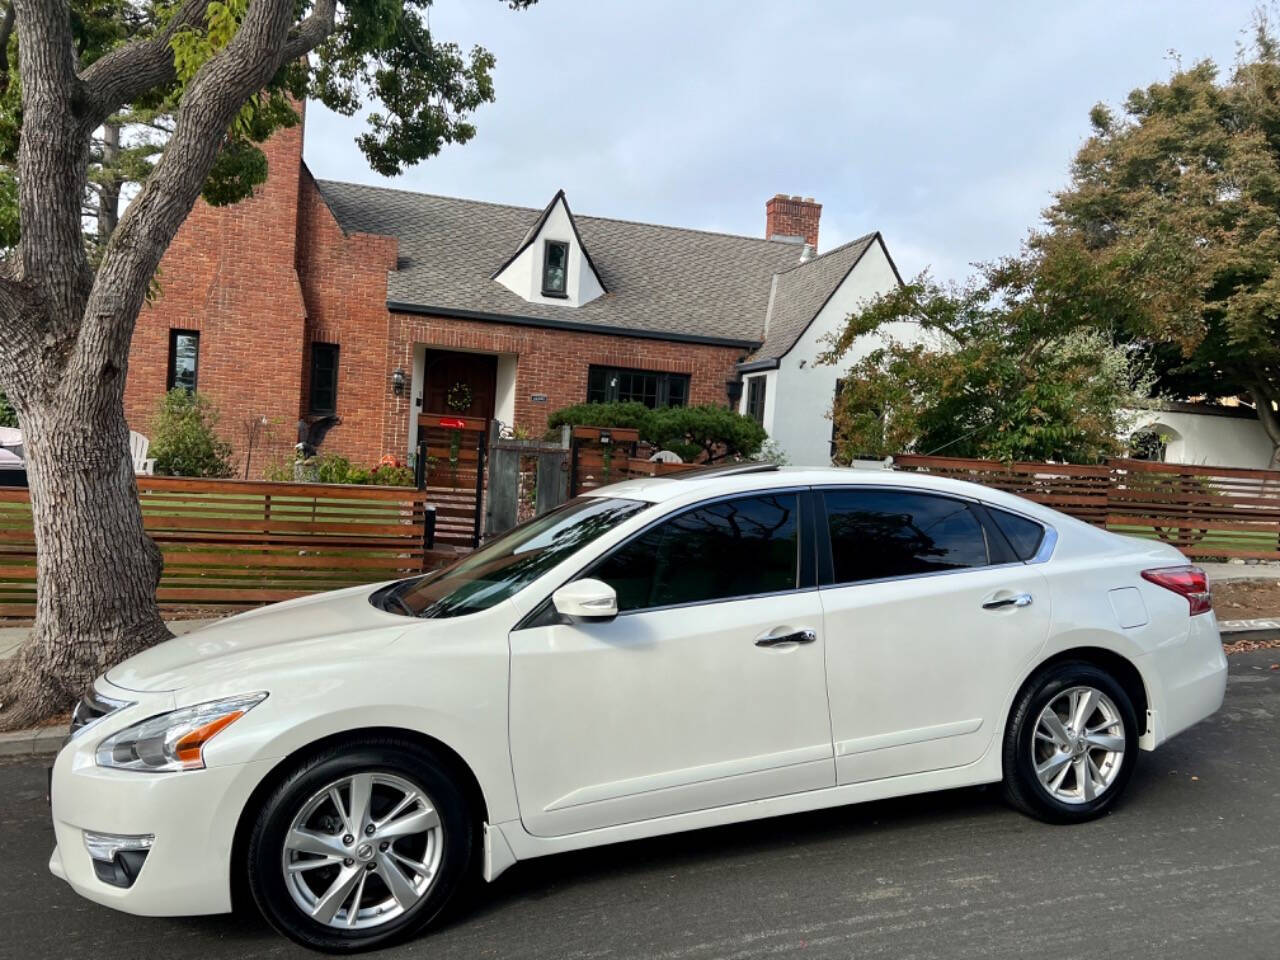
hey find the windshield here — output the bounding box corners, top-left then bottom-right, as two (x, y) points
(380, 496), (649, 618)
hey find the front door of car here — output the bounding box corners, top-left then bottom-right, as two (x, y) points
(816, 487), (1052, 785)
(508, 491), (835, 838)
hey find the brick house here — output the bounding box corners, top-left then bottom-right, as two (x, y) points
(125, 104), (903, 474)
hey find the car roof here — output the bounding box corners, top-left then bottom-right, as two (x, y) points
(585, 465), (1075, 527)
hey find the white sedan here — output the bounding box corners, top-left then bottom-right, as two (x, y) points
(49, 464), (1227, 951)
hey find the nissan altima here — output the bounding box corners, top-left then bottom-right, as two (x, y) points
(48, 463), (1227, 951)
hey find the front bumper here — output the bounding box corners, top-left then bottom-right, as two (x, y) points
(49, 719), (277, 917)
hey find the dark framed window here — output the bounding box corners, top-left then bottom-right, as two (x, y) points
(542, 240), (569, 297)
(586, 365), (691, 409)
(167, 330), (199, 392)
(822, 488), (990, 585)
(745, 375), (767, 424)
(309, 343), (339, 415)
(589, 493), (800, 612)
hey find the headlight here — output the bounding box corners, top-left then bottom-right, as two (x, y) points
(96, 693), (267, 773)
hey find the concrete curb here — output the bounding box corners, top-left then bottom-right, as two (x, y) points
(0, 724), (65, 760)
(1219, 618), (1280, 642)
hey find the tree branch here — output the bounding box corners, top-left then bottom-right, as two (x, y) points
(70, 0), (335, 402)
(1247, 383), (1280, 456)
(12, 0), (91, 319)
(77, 0), (213, 129)
(280, 0), (337, 62)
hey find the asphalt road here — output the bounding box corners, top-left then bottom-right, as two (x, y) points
(4, 650), (1279, 960)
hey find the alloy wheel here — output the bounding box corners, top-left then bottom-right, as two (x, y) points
(281, 772), (444, 929)
(1030, 685), (1126, 805)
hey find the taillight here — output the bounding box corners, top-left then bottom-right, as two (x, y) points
(1141, 565), (1211, 616)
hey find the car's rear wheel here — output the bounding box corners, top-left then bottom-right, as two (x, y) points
(1002, 661), (1139, 824)
(246, 738), (474, 952)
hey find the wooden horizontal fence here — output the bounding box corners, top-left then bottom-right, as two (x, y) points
(895, 454), (1280, 561)
(0, 476), (438, 618)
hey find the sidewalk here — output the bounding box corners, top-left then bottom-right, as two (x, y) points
(1202, 561), (1280, 583)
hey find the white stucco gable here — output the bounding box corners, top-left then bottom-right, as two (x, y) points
(738, 234), (915, 466)
(491, 189), (606, 308)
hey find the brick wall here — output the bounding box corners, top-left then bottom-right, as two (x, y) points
(384, 314), (743, 456)
(765, 194), (822, 250)
(296, 167), (399, 465)
(127, 108), (748, 476)
(125, 113), (309, 478)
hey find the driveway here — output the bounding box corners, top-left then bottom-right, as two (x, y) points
(4, 650), (1278, 960)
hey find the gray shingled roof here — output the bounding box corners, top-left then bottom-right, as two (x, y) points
(315, 179), (877, 352)
(750, 233), (878, 362)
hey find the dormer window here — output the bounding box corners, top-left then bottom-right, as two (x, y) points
(542, 240), (569, 297)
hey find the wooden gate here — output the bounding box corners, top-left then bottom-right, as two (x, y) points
(484, 425), (571, 538)
(415, 413), (488, 548)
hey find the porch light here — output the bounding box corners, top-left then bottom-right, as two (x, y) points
(391, 368), (406, 396)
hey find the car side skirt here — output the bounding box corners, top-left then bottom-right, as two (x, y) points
(482, 745), (1004, 880)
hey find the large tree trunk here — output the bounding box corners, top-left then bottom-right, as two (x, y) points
(2, 400), (168, 726)
(0, 0), (336, 731)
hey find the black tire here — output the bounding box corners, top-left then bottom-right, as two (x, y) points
(245, 737), (475, 953)
(1002, 661), (1139, 824)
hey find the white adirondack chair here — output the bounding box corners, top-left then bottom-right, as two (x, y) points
(130, 430), (156, 475)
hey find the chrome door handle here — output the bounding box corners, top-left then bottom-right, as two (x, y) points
(982, 593), (1033, 610)
(755, 628), (817, 647)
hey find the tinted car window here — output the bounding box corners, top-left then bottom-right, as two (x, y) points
(591, 493), (799, 611)
(987, 507), (1046, 561)
(823, 489), (989, 584)
(388, 497), (648, 618)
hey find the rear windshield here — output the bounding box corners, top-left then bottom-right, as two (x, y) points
(376, 496), (648, 618)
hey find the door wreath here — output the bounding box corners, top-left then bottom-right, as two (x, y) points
(446, 381), (473, 412)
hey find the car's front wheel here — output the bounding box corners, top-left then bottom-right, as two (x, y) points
(245, 737), (474, 952)
(1002, 661), (1139, 824)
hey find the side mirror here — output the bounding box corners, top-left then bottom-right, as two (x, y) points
(552, 578), (618, 622)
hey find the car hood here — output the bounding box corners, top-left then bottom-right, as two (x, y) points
(106, 583), (413, 693)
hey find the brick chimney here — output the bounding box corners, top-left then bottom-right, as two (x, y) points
(765, 194), (821, 251)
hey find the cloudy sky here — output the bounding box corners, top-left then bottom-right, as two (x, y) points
(304, 1), (1251, 282)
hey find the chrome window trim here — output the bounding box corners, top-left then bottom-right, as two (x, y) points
(817, 559), (1030, 592)
(1027, 524), (1059, 564)
(611, 585), (819, 618)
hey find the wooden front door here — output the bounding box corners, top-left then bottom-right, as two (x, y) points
(422, 350), (498, 421)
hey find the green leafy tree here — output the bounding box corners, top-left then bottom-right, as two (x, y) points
(148, 388), (234, 477)
(546, 401), (653, 434)
(821, 263), (1147, 464)
(646, 405), (768, 464)
(0, 0), (534, 729)
(0, 387), (15, 428)
(1040, 13), (1280, 459)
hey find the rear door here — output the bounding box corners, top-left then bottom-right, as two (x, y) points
(817, 487), (1051, 784)
(508, 490), (835, 837)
